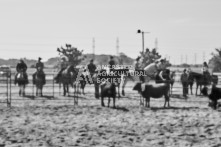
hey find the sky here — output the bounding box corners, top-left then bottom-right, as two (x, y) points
(0, 0), (221, 64)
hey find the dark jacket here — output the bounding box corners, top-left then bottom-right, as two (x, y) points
(36, 62), (44, 70)
(87, 63), (96, 74)
(16, 62), (27, 72)
(109, 59), (115, 69)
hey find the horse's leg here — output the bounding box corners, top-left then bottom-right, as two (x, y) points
(195, 84), (198, 96)
(189, 84), (192, 95)
(113, 96), (116, 108)
(36, 87), (38, 96)
(40, 85), (43, 97)
(170, 83), (173, 95)
(77, 83), (81, 94)
(117, 85), (120, 99)
(200, 85), (203, 95)
(67, 85), (69, 96)
(82, 83), (85, 95)
(95, 82), (100, 99)
(101, 96), (105, 107)
(23, 85), (25, 96)
(63, 84), (66, 96)
(121, 75), (129, 96)
(147, 97), (150, 107)
(19, 85), (21, 96)
(108, 97), (110, 107)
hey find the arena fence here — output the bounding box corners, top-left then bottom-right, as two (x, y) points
(0, 71), (220, 107)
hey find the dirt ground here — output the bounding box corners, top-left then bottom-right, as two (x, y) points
(0, 82), (221, 147)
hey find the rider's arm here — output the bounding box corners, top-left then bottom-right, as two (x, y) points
(24, 64), (27, 71)
(159, 71), (165, 81)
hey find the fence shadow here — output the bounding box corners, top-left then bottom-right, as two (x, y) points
(114, 106), (129, 112)
(23, 95), (35, 100)
(170, 94), (186, 99)
(41, 95), (55, 99)
(150, 106), (201, 111)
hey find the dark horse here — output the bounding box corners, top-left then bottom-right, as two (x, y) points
(58, 65), (78, 96)
(15, 71), (29, 96)
(188, 71), (218, 95)
(33, 69), (46, 96)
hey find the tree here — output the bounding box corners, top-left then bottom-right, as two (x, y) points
(139, 48), (168, 68)
(57, 44), (86, 67)
(209, 48), (221, 72)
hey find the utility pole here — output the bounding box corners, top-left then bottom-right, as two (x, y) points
(116, 37), (119, 56)
(137, 30), (150, 54)
(155, 38), (158, 51)
(92, 38), (95, 59)
(203, 52), (205, 62)
(194, 53), (197, 65)
(181, 55), (183, 64)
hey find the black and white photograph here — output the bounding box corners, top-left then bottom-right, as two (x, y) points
(0, 0), (221, 146)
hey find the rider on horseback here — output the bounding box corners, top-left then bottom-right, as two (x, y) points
(87, 59), (96, 76)
(156, 59), (167, 82)
(33, 57), (45, 84)
(143, 59), (166, 83)
(134, 56), (145, 83)
(109, 56), (116, 72)
(15, 59), (28, 84)
(86, 59), (96, 84)
(54, 56), (69, 83)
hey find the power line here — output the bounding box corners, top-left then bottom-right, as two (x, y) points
(116, 37), (119, 56)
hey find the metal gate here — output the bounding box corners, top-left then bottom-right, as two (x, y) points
(0, 70), (11, 107)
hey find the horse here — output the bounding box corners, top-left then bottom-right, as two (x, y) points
(33, 69), (46, 97)
(188, 71), (218, 95)
(73, 68), (88, 95)
(58, 65), (78, 96)
(15, 71), (29, 96)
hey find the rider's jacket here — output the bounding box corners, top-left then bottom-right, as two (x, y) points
(36, 62), (44, 71)
(16, 62), (27, 72)
(60, 61), (69, 70)
(87, 63), (96, 74)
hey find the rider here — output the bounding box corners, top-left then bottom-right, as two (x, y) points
(134, 56), (145, 83)
(36, 57), (44, 72)
(86, 59), (97, 84)
(54, 57), (69, 83)
(143, 59), (166, 83)
(108, 56), (115, 72)
(87, 59), (96, 76)
(33, 57), (45, 84)
(202, 62), (209, 74)
(15, 59), (28, 84)
(156, 59), (167, 82)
